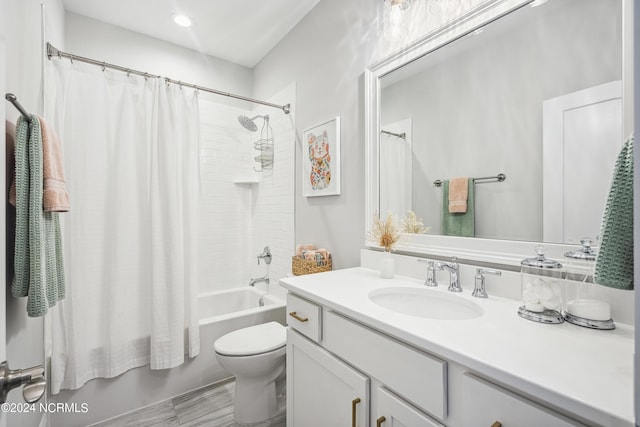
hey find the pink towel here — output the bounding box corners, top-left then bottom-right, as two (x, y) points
(8, 117), (70, 212)
(40, 117), (70, 212)
(296, 244), (316, 256)
(448, 177), (468, 213)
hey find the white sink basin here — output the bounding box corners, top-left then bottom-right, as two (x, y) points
(369, 287), (483, 320)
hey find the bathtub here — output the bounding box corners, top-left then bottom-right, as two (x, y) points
(198, 286), (285, 325)
(51, 287), (286, 427)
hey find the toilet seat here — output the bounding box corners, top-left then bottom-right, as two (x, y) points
(214, 321), (286, 356)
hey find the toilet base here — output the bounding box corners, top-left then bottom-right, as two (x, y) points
(233, 367), (286, 425)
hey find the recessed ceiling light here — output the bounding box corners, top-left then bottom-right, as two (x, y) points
(171, 13), (193, 28)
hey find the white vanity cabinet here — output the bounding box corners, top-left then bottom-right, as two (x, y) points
(286, 293), (448, 427)
(375, 386), (445, 427)
(286, 291), (593, 427)
(286, 329), (369, 427)
(462, 374), (586, 427)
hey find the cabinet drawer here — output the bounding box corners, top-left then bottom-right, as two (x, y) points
(462, 373), (586, 427)
(376, 387), (444, 427)
(286, 293), (322, 343)
(323, 311), (447, 421)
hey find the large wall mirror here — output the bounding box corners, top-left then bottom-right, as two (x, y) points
(365, 0), (630, 264)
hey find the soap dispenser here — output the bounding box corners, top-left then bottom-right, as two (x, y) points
(518, 246), (564, 324)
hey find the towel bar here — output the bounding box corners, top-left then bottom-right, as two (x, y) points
(433, 173), (506, 187)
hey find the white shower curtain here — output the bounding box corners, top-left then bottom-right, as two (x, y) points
(380, 119), (412, 218)
(44, 60), (200, 393)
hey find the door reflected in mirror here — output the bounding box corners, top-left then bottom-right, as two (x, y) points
(379, 0), (622, 245)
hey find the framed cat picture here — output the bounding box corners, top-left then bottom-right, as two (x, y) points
(302, 117), (341, 197)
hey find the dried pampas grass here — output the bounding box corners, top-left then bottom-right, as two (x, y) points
(401, 210), (431, 234)
(368, 212), (400, 252)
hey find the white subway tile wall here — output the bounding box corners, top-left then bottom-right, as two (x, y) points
(198, 83), (295, 299)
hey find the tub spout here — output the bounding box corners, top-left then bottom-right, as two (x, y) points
(249, 275), (270, 287)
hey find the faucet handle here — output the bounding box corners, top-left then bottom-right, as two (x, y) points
(472, 268), (502, 298)
(257, 246), (273, 265)
(417, 259), (438, 287)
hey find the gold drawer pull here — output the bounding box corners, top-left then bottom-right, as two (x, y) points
(351, 397), (361, 427)
(491, 422), (502, 427)
(289, 311), (309, 322)
(376, 415), (386, 427)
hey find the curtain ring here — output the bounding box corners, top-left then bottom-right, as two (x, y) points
(143, 72), (148, 80)
(102, 62), (106, 72)
(69, 54), (74, 63)
(126, 69), (131, 77)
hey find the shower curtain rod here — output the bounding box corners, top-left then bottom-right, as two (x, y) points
(46, 43), (291, 114)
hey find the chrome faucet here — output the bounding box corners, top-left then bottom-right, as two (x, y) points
(472, 268), (501, 298)
(437, 257), (462, 292)
(249, 275), (270, 287)
(417, 259), (438, 287)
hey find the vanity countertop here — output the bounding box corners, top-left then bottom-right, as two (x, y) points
(280, 267), (634, 426)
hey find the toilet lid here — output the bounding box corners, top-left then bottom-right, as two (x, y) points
(214, 322), (286, 356)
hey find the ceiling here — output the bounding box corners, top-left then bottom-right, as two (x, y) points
(62, 0), (321, 68)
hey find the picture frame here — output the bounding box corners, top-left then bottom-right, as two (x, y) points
(302, 116), (341, 197)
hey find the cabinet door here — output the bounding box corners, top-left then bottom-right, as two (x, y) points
(462, 374), (586, 427)
(287, 329), (369, 427)
(375, 387), (445, 427)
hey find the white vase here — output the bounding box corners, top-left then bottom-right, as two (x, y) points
(380, 252), (395, 279)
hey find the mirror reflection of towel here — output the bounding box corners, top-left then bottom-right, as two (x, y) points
(448, 177), (469, 213)
(442, 180), (475, 237)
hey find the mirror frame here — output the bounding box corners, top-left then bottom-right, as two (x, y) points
(364, 0), (633, 268)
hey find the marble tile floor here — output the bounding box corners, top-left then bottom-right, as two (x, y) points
(90, 378), (284, 427)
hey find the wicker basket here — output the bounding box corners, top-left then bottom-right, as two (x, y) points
(292, 256), (332, 276)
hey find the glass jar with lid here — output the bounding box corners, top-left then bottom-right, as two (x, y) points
(518, 246), (564, 324)
(562, 238), (615, 330)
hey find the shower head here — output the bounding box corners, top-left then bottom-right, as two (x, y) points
(238, 114), (269, 132)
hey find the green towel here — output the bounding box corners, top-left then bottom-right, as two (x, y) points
(442, 179), (475, 237)
(12, 115), (65, 317)
(594, 136), (634, 290)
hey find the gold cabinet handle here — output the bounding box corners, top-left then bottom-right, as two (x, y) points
(289, 311), (309, 322)
(376, 415), (386, 427)
(491, 422), (502, 427)
(351, 397), (361, 427)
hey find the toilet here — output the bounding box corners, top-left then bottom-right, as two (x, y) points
(214, 321), (287, 426)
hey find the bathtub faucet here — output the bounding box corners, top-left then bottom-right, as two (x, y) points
(249, 275), (270, 287)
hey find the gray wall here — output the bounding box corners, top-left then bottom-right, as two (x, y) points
(253, 0), (380, 268)
(381, 0), (621, 242)
(64, 12), (254, 109)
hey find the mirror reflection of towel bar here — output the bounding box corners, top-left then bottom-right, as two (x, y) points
(433, 173), (506, 188)
(381, 129), (406, 140)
